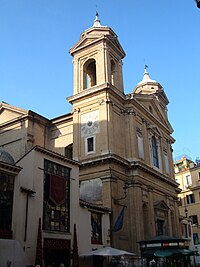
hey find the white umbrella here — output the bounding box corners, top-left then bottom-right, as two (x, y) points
(80, 246), (135, 257)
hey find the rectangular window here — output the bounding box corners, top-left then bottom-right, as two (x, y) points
(43, 160), (71, 232)
(91, 212), (102, 244)
(185, 175), (192, 186)
(164, 153), (170, 174)
(87, 137), (94, 152)
(189, 215), (198, 225)
(186, 193), (195, 204)
(198, 172), (200, 180)
(157, 219), (165, 236)
(137, 134), (144, 159)
(193, 233), (199, 245)
(85, 136), (95, 154)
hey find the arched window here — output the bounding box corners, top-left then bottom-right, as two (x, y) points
(83, 59), (96, 89)
(152, 136), (159, 168)
(65, 144), (73, 160)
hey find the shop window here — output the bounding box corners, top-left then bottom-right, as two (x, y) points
(91, 212), (102, 244)
(43, 160), (71, 232)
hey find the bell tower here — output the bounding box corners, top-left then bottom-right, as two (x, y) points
(68, 14), (127, 162)
(69, 13), (126, 95)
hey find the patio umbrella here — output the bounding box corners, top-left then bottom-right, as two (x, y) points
(80, 246), (135, 257)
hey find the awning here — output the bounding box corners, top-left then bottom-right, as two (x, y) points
(154, 249), (195, 258)
(180, 249), (195, 256)
(142, 250), (156, 257)
(154, 249), (180, 257)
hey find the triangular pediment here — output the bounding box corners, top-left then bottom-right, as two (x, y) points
(70, 27), (125, 57)
(0, 102), (28, 125)
(70, 35), (103, 54)
(147, 124), (162, 136)
(154, 200), (169, 211)
(106, 35), (125, 56)
(134, 95), (173, 133)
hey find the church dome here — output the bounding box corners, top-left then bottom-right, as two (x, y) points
(137, 66), (157, 85)
(134, 66), (162, 95)
(0, 148), (15, 165)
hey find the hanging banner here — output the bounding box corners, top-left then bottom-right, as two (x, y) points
(49, 174), (66, 206)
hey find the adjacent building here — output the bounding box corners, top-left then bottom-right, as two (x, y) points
(0, 102), (111, 266)
(0, 14), (181, 266)
(174, 156), (200, 245)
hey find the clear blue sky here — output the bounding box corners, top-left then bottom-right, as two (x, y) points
(1, 0), (200, 161)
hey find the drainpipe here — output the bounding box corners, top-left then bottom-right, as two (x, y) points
(20, 187), (36, 245)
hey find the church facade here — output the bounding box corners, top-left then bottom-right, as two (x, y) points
(0, 14), (181, 265)
(67, 14), (181, 254)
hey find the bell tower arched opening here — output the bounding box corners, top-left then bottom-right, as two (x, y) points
(83, 59), (97, 89)
(111, 59), (117, 86)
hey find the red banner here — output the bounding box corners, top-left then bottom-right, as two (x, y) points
(49, 174), (66, 206)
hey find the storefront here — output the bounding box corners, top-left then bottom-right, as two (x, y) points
(138, 235), (195, 267)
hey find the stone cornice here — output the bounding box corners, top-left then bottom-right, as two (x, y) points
(0, 162), (22, 175)
(80, 153), (178, 188)
(34, 146), (80, 166)
(15, 145), (80, 167)
(80, 199), (112, 213)
(67, 82), (125, 105)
